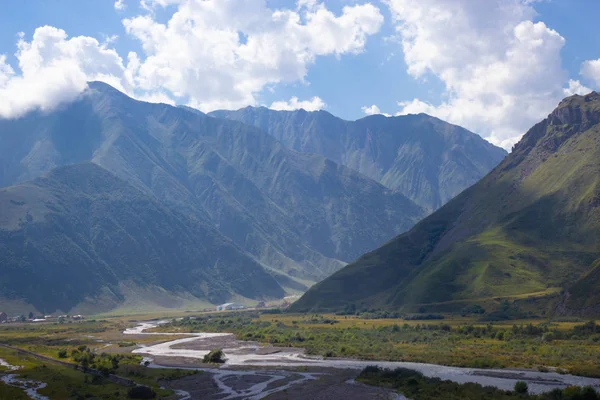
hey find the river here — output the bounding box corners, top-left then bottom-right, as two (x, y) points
(124, 321), (600, 396)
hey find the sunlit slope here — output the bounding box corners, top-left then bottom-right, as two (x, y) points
(293, 92), (600, 313)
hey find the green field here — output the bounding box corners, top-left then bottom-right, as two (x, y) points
(0, 319), (197, 399)
(153, 311), (600, 378)
(1, 310), (600, 399)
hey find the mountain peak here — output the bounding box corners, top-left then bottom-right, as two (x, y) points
(552, 91), (600, 125)
(512, 91), (600, 158)
(210, 105), (506, 210)
(292, 91), (600, 314)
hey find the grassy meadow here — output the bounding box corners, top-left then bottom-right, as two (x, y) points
(154, 311), (600, 377)
(0, 318), (197, 399)
(1, 309), (599, 398)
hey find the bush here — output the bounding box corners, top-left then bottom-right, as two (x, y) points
(57, 349), (68, 358)
(203, 349), (225, 364)
(514, 381), (528, 394)
(127, 386), (156, 399)
(542, 332), (554, 342)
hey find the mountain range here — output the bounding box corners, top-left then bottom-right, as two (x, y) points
(0, 82), (506, 314)
(0, 163), (283, 313)
(210, 107), (507, 211)
(292, 92), (600, 315)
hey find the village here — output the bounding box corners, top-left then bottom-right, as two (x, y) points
(0, 311), (85, 324)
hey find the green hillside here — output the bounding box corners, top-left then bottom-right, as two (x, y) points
(292, 92), (600, 315)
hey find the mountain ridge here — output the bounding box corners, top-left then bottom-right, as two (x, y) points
(0, 162), (285, 313)
(209, 106), (507, 211)
(291, 91), (600, 315)
(0, 82), (426, 312)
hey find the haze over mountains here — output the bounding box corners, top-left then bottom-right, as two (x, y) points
(0, 82), (423, 313)
(0, 82), (508, 314)
(0, 163), (284, 313)
(210, 107), (507, 211)
(293, 92), (600, 315)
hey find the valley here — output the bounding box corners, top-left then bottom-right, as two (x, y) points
(1, 311), (600, 399)
(2, 0), (600, 398)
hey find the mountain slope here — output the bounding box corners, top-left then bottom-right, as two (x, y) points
(209, 107), (507, 211)
(292, 92), (600, 313)
(0, 82), (424, 290)
(0, 163), (284, 313)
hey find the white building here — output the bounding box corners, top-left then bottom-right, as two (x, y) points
(216, 303), (245, 311)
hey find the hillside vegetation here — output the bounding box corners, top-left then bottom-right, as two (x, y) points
(292, 92), (600, 315)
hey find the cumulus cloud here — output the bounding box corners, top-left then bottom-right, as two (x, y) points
(114, 0), (126, 10)
(361, 104), (390, 116)
(0, 26), (128, 119)
(270, 96), (325, 111)
(0, 1), (382, 119)
(563, 79), (592, 96)
(123, 0), (383, 111)
(581, 59), (600, 88)
(386, 0), (578, 149)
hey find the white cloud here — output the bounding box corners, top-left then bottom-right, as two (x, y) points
(581, 59), (600, 89)
(361, 104), (390, 116)
(0, 26), (128, 119)
(114, 0), (126, 10)
(270, 96), (325, 111)
(123, 0), (383, 111)
(386, 0), (578, 150)
(563, 79), (592, 96)
(0, 1), (382, 119)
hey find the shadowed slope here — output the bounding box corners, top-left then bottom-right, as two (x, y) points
(0, 163), (284, 313)
(210, 107), (507, 211)
(0, 82), (424, 305)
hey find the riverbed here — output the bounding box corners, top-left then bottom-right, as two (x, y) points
(124, 322), (600, 397)
(0, 358), (48, 400)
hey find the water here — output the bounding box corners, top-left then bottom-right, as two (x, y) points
(124, 322), (600, 395)
(0, 358), (48, 400)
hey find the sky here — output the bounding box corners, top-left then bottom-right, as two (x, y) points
(1, 0), (600, 150)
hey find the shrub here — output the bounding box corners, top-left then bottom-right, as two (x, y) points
(542, 332), (554, 342)
(514, 381), (528, 394)
(57, 349), (68, 358)
(203, 349), (225, 364)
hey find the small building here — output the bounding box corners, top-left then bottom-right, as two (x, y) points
(0, 312), (7, 323)
(216, 303), (245, 311)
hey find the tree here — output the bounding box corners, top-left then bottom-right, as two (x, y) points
(203, 349), (225, 363)
(28, 312), (34, 320)
(57, 349), (68, 358)
(111, 356), (120, 371)
(514, 381), (528, 394)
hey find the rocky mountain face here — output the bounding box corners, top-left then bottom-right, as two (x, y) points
(209, 107), (507, 211)
(292, 92), (600, 315)
(0, 82), (424, 312)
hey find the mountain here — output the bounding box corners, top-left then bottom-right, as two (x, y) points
(292, 92), (600, 314)
(209, 107), (507, 211)
(0, 82), (424, 311)
(0, 163), (284, 313)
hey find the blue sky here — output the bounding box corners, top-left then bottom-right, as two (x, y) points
(1, 0), (600, 149)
